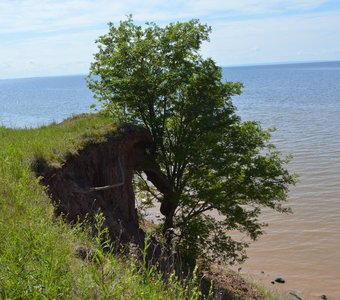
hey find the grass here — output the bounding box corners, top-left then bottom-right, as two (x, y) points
(0, 113), (204, 299)
(249, 279), (290, 300)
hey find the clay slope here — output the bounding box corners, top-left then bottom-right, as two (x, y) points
(44, 124), (152, 246)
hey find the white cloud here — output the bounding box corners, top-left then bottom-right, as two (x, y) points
(0, 28), (105, 78)
(0, 0), (339, 78)
(184, 0), (328, 15)
(202, 10), (340, 65)
(0, 0), (330, 34)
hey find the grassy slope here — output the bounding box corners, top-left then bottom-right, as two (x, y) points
(0, 114), (202, 299)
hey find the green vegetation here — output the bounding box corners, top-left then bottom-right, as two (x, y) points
(250, 282), (290, 300)
(88, 17), (296, 266)
(0, 114), (204, 299)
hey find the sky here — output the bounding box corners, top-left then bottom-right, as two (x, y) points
(1, 0), (340, 79)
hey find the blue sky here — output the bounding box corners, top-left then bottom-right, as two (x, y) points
(1, 0), (340, 79)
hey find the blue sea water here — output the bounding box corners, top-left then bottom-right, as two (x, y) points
(0, 75), (95, 128)
(225, 61), (340, 127)
(1, 61), (340, 298)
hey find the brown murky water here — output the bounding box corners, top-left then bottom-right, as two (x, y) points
(234, 137), (340, 300)
(227, 63), (340, 300)
(144, 62), (340, 299)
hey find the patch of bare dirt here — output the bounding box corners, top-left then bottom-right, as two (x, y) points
(202, 264), (264, 300)
(43, 124), (152, 246)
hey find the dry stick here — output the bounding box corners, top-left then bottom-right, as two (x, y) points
(73, 157), (125, 193)
(89, 157), (125, 191)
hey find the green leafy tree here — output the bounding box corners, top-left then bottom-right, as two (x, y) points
(88, 17), (296, 266)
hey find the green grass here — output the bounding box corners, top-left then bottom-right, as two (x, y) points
(0, 113), (204, 299)
(250, 280), (290, 300)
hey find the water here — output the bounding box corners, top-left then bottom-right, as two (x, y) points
(224, 61), (340, 299)
(1, 62), (339, 299)
(0, 75), (95, 128)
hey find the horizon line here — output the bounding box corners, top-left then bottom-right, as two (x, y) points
(1, 59), (339, 81)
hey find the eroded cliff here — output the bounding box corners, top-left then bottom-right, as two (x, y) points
(43, 124), (152, 246)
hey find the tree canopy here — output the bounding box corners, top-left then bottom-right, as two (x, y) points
(88, 17), (296, 266)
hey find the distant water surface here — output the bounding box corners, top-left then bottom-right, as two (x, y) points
(1, 62), (339, 299)
(0, 75), (94, 128)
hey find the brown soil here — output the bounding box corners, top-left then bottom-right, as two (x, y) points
(43, 123), (152, 246)
(203, 264), (264, 300)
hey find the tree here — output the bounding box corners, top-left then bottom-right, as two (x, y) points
(88, 17), (296, 266)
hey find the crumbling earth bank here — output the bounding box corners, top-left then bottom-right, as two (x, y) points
(44, 124), (152, 246)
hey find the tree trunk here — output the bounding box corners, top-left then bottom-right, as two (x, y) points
(140, 160), (178, 242)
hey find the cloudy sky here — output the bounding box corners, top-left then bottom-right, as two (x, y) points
(1, 0), (340, 79)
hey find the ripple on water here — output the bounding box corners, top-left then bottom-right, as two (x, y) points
(225, 62), (340, 299)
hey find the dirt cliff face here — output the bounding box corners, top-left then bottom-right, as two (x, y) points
(44, 124), (152, 246)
